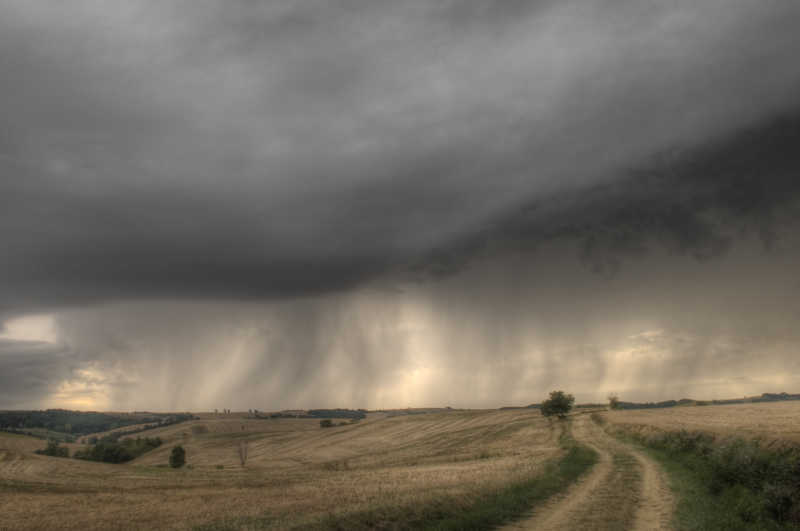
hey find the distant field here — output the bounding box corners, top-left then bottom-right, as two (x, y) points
(604, 401), (800, 444)
(0, 409), (560, 530)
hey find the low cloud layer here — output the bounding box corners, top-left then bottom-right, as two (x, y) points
(2, 1), (800, 409)
(0, 339), (76, 408)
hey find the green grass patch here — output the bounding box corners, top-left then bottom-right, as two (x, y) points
(639, 445), (799, 530)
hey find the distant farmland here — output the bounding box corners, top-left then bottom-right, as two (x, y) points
(4, 401), (800, 529)
(603, 400), (800, 444)
(0, 409), (561, 530)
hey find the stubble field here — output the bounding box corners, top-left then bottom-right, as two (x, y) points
(603, 400), (800, 445)
(5, 401), (800, 530)
(0, 409), (561, 530)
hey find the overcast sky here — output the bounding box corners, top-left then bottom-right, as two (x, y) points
(2, 0), (800, 410)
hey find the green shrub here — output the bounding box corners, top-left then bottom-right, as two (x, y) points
(170, 445), (186, 468)
(35, 439), (69, 458)
(541, 391), (574, 419)
(74, 436), (162, 463)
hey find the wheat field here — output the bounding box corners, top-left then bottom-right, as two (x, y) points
(0, 409), (560, 530)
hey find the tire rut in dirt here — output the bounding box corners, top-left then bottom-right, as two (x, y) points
(500, 415), (673, 530)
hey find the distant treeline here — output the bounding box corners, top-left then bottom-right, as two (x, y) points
(83, 413), (194, 444)
(378, 407), (455, 417)
(615, 399), (693, 410)
(752, 392), (800, 402)
(253, 408), (367, 419)
(74, 436), (163, 463)
(501, 392), (800, 412)
(308, 409), (366, 419)
(616, 393), (800, 410)
(0, 409), (187, 436)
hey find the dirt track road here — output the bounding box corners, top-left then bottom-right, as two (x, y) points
(499, 415), (674, 530)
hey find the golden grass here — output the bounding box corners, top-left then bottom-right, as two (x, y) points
(604, 401), (800, 444)
(0, 409), (560, 530)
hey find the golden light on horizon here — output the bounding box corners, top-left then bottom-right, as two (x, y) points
(0, 313), (58, 343)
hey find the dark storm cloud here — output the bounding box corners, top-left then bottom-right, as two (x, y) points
(2, 0), (800, 320)
(43, 227), (800, 411)
(0, 339), (78, 408)
(418, 110), (800, 278)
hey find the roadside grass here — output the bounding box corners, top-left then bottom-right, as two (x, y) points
(638, 445), (798, 531)
(193, 422), (599, 531)
(609, 427), (800, 530)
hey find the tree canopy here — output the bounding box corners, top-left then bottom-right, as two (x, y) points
(541, 390), (575, 419)
(170, 445), (186, 468)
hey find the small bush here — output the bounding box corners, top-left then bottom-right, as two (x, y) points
(319, 419), (334, 428)
(35, 439), (69, 458)
(170, 445), (186, 468)
(607, 394), (620, 410)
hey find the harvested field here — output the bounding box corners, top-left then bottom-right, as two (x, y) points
(604, 401), (800, 444)
(0, 409), (561, 530)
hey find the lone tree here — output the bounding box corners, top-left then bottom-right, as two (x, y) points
(169, 445), (186, 468)
(607, 393), (620, 410)
(541, 390), (575, 419)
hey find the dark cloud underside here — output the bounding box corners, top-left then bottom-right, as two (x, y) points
(1, 1), (800, 409)
(2, 1), (800, 317)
